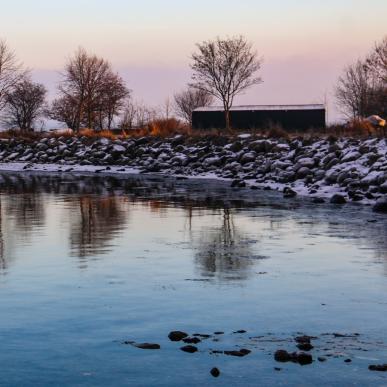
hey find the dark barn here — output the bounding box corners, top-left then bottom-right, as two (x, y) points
(192, 104), (326, 131)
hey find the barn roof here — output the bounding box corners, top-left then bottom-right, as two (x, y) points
(194, 104), (325, 112)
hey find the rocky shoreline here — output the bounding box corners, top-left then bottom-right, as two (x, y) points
(0, 134), (386, 211)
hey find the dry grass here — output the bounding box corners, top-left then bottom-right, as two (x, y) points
(77, 128), (117, 140)
(324, 119), (386, 138)
(0, 129), (43, 142)
(121, 118), (190, 138)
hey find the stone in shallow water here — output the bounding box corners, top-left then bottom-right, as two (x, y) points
(274, 350), (292, 362)
(168, 331), (188, 341)
(297, 343), (314, 351)
(134, 343), (161, 350)
(210, 368), (220, 377)
(182, 337), (201, 344)
(224, 349), (251, 357)
(180, 345), (198, 353)
(369, 364), (387, 372)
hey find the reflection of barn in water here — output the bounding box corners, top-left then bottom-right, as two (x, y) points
(192, 104), (326, 130)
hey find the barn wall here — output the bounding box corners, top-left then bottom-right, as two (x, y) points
(192, 109), (326, 130)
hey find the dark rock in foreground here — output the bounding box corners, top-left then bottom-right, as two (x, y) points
(182, 337), (201, 344)
(224, 349), (251, 357)
(274, 350), (292, 362)
(134, 343), (161, 350)
(210, 367), (220, 377)
(369, 364), (387, 371)
(297, 343), (314, 351)
(274, 350), (313, 365)
(168, 331), (189, 341)
(180, 345), (198, 353)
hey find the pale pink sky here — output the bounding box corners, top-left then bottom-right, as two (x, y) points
(2, 0), (386, 122)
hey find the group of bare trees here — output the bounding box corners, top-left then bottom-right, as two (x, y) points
(336, 36), (386, 119)
(0, 39), (46, 131)
(0, 35), (266, 132)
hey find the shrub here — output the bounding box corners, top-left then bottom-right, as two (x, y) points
(265, 123), (289, 139)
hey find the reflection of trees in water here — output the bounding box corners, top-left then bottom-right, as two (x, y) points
(191, 208), (260, 281)
(0, 191), (46, 273)
(0, 172), (385, 276)
(68, 195), (129, 260)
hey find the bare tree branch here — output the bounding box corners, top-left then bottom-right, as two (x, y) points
(190, 36), (263, 130)
(0, 39), (25, 112)
(3, 77), (46, 131)
(173, 87), (213, 126)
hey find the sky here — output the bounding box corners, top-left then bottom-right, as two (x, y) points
(1, 0), (387, 122)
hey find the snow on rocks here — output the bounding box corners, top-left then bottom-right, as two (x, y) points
(0, 135), (386, 208)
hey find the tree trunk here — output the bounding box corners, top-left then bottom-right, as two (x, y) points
(224, 109), (231, 132)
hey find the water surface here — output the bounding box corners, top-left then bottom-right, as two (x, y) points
(0, 172), (386, 386)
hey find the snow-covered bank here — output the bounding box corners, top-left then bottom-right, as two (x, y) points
(0, 134), (386, 211)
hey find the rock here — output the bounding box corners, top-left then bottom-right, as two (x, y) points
(168, 331), (189, 341)
(312, 197), (325, 204)
(318, 357), (327, 362)
(380, 182), (387, 194)
(369, 364), (387, 372)
(182, 337), (201, 344)
(180, 345), (198, 353)
(210, 368), (220, 377)
(373, 197), (387, 213)
(296, 167), (311, 179)
(297, 343), (314, 351)
(240, 152), (257, 164)
(341, 151), (361, 163)
(283, 187), (297, 198)
(134, 343), (161, 350)
(297, 352), (313, 365)
(295, 335), (314, 344)
(330, 194), (346, 204)
(274, 350), (292, 362)
(224, 349), (251, 357)
(231, 179), (246, 188)
(275, 350), (313, 365)
(344, 358), (352, 363)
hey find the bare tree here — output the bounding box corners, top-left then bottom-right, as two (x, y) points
(57, 47), (129, 131)
(3, 77), (46, 131)
(0, 39), (24, 112)
(336, 36), (387, 119)
(119, 99), (137, 130)
(190, 36), (263, 130)
(48, 94), (78, 130)
(119, 99), (156, 130)
(96, 72), (130, 130)
(366, 36), (387, 83)
(336, 60), (373, 119)
(173, 87), (213, 126)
